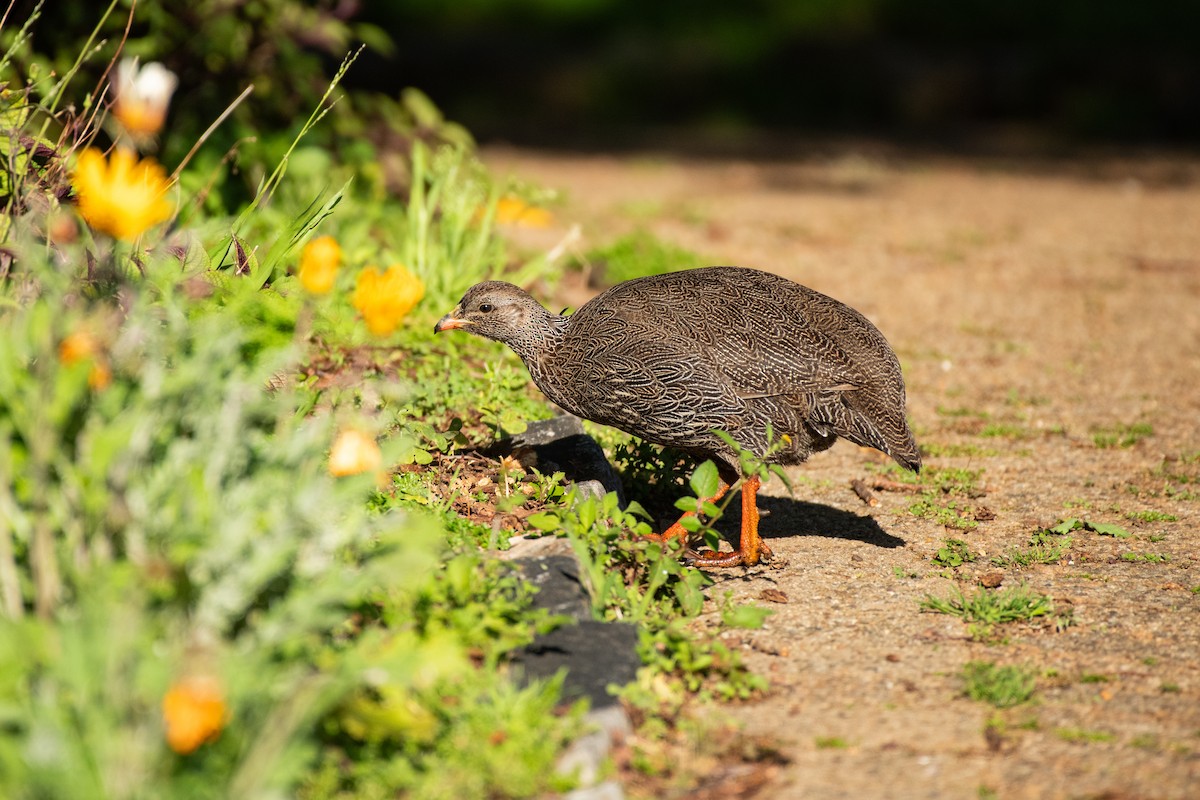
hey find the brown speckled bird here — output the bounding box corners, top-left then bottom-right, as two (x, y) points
(435, 266), (920, 567)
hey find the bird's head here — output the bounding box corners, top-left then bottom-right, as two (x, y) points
(434, 281), (553, 350)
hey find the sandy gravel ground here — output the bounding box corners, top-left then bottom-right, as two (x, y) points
(484, 144), (1200, 799)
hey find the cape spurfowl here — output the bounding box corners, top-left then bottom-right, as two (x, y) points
(435, 266), (920, 567)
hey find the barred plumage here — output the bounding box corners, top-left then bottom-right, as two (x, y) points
(436, 266), (920, 567)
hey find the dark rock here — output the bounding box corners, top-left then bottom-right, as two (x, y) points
(514, 620), (641, 710)
(512, 554), (591, 620)
(491, 415), (625, 505)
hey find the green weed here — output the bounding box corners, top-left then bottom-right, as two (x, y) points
(1120, 552), (1170, 563)
(921, 442), (1001, 458)
(980, 422), (1033, 440)
(814, 736), (850, 749)
(961, 661), (1037, 708)
(1052, 518), (1130, 538)
(1055, 727), (1116, 744)
(909, 497), (980, 530)
(0, 13), (582, 798)
(936, 405), (990, 419)
(582, 229), (704, 286)
(1092, 422), (1153, 449)
(933, 538), (977, 567)
(992, 527), (1073, 567)
(1130, 733), (1158, 749)
(879, 463), (987, 530)
(921, 584), (1062, 640)
(1126, 509), (1178, 523)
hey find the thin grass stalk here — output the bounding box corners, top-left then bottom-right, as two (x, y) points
(0, 0), (43, 76)
(0, 494), (24, 617)
(40, 0), (122, 122)
(170, 84), (255, 183)
(241, 45), (363, 219)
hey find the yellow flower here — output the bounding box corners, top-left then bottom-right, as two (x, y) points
(297, 235), (342, 294)
(162, 675), (227, 755)
(72, 148), (174, 241)
(352, 264), (425, 336)
(329, 429), (383, 477)
(491, 196), (554, 228)
(113, 58), (178, 137)
(58, 329), (111, 390)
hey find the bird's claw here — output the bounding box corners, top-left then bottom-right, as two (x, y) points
(682, 541), (773, 569)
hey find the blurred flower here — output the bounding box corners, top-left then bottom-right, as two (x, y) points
(297, 235), (341, 294)
(58, 330), (98, 364)
(58, 329), (111, 390)
(329, 429), (383, 477)
(72, 148), (174, 241)
(47, 211), (78, 245)
(113, 58), (178, 137)
(162, 675), (227, 754)
(491, 196), (553, 228)
(352, 264), (425, 336)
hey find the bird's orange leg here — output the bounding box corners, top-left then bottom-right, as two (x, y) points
(643, 482), (730, 544)
(688, 475), (772, 568)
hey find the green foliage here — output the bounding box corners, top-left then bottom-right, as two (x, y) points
(0, 15), (584, 795)
(921, 585), (1054, 625)
(932, 538), (976, 568)
(991, 527), (1073, 567)
(908, 497), (979, 530)
(548, 490), (766, 702)
(674, 430), (792, 551)
(961, 661), (1037, 708)
(1092, 421), (1153, 449)
(921, 584), (1066, 640)
(720, 593), (772, 630)
(1055, 727), (1116, 744)
(1119, 552), (1170, 564)
(1125, 509), (1177, 523)
(877, 463), (986, 531)
(583, 229), (704, 286)
(979, 422), (1034, 440)
(0, 254), (470, 796)
(308, 677), (580, 800)
(608, 436), (695, 513)
(1052, 518), (1130, 538)
(814, 736), (850, 749)
(1, 0), (473, 192)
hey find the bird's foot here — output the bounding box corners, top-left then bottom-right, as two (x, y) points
(683, 540), (773, 569)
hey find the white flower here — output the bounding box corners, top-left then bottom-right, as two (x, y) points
(113, 58), (178, 137)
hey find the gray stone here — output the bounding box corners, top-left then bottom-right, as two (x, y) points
(564, 782), (624, 800)
(557, 707), (633, 796)
(511, 554), (591, 620)
(513, 620), (640, 710)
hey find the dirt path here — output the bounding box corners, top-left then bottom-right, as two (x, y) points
(484, 145), (1200, 799)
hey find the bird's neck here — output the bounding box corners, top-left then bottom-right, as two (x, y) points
(506, 308), (569, 364)
(507, 311), (567, 403)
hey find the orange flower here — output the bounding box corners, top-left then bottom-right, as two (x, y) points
(298, 235), (342, 294)
(58, 330), (99, 365)
(329, 429), (383, 477)
(72, 147), (174, 241)
(58, 329), (112, 390)
(352, 264), (425, 336)
(162, 675), (227, 754)
(492, 196), (553, 228)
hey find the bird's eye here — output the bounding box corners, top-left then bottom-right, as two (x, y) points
(479, 303), (494, 313)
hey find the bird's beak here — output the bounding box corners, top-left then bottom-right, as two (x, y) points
(434, 310), (470, 334)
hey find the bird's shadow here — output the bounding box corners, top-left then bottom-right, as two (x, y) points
(698, 492), (905, 550)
